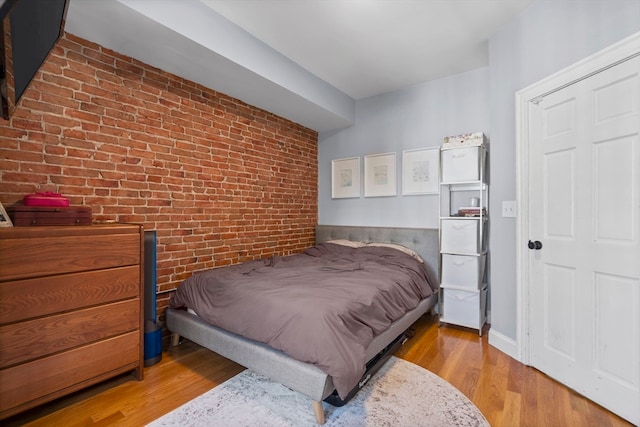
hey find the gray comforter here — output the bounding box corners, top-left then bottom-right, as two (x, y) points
(169, 242), (433, 398)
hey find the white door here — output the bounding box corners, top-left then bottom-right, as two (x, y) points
(528, 54), (640, 424)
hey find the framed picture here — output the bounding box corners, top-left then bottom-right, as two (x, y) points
(331, 157), (361, 198)
(364, 152), (397, 197)
(0, 202), (13, 227)
(402, 147), (440, 195)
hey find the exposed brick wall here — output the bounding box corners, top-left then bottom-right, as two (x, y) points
(0, 33), (318, 323)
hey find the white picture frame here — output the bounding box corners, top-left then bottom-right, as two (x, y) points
(364, 152), (397, 197)
(331, 157), (361, 198)
(402, 147), (440, 195)
(0, 202), (13, 227)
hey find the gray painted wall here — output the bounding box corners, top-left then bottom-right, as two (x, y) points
(319, 0), (640, 352)
(318, 67), (490, 229)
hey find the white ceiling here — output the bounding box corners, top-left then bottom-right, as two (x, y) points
(64, 0), (535, 131)
(201, 0), (534, 100)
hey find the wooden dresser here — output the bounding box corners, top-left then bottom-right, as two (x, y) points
(0, 224), (144, 419)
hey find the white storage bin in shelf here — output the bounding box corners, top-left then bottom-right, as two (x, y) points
(441, 286), (487, 329)
(441, 146), (482, 183)
(441, 253), (485, 289)
(440, 218), (484, 254)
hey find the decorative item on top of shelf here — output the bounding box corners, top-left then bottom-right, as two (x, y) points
(22, 191), (70, 207)
(331, 157), (361, 199)
(0, 202), (13, 227)
(7, 191), (92, 227)
(442, 132), (485, 150)
(456, 207), (487, 217)
(364, 152), (397, 197)
(401, 147), (440, 195)
(7, 206), (93, 226)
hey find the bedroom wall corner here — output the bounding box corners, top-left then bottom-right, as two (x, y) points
(0, 32), (319, 342)
(317, 67), (490, 229)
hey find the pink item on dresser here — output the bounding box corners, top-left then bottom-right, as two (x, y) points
(22, 192), (70, 207)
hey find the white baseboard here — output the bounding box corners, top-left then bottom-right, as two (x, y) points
(488, 328), (522, 363)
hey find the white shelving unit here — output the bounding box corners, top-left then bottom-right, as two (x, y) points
(438, 144), (488, 335)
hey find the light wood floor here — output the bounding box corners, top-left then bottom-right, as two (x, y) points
(5, 313), (632, 427)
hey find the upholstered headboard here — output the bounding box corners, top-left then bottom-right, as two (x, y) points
(315, 225), (440, 290)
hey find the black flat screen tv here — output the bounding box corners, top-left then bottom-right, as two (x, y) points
(1, 0), (68, 119)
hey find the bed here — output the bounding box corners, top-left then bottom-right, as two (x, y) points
(166, 225), (439, 424)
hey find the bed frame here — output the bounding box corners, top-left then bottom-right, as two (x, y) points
(166, 225), (439, 424)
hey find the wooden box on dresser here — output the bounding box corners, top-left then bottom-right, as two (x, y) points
(0, 224), (144, 420)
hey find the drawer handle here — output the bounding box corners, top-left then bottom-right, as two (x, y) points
(451, 223), (474, 230)
(450, 292), (477, 301)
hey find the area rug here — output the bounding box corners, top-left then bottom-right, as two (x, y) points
(148, 356), (489, 427)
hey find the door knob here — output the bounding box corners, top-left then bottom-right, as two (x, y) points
(528, 240), (543, 250)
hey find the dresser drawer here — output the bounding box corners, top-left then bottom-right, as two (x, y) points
(0, 226), (141, 281)
(0, 331), (140, 417)
(441, 218), (485, 254)
(0, 299), (140, 368)
(0, 265), (140, 324)
(441, 254), (485, 289)
(441, 146), (482, 183)
(441, 286), (487, 330)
